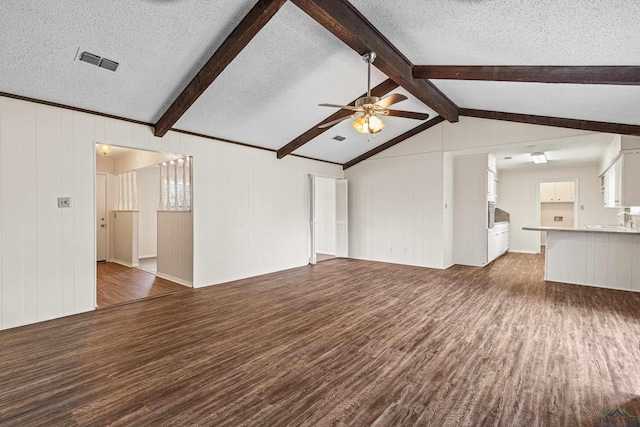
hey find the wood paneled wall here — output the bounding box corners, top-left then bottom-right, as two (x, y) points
(0, 95), (343, 330)
(110, 211), (139, 267)
(0, 98), (95, 329)
(157, 211), (193, 286)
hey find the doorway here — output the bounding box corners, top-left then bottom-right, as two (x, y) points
(537, 179), (578, 249)
(95, 144), (194, 308)
(309, 174), (348, 264)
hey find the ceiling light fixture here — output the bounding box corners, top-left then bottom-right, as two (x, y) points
(531, 152), (547, 164)
(98, 144), (112, 156)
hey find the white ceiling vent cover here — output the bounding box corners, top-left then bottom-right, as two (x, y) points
(77, 51), (119, 72)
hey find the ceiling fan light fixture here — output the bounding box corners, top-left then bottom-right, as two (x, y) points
(352, 114), (384, 134)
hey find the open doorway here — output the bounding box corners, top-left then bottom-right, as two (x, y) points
(537, 179), (578, 250)
(309, 174), (348, 264)
(95, 144), (194, 308)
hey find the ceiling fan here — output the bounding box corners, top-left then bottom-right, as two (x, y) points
(318, 52), (430, 135)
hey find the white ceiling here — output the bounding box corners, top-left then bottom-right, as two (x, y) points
(2, 0), (639, 165)
(452, 133), (615, 170)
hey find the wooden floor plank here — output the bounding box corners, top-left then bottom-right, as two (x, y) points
(97, 262), (188, 308)
(1, 253), (640, 425)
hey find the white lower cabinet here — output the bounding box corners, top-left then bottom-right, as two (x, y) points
(488, 223), (510, 263)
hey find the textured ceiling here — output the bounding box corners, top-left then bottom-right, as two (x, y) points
(1, 0), (639, 165)
(0, 0), (255, 123)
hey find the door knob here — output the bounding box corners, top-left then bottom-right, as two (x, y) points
(100, 224), (106, 228)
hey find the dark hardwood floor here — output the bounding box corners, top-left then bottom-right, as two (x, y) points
(97, 262), (188, 308)
(2, 253), (640, 426)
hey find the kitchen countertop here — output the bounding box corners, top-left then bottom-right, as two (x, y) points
(523, 226), (640, 234)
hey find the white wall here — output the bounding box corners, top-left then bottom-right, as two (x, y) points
(136, 166), (159, 258)
(499, 165), (620, 253)
(0, 97), (95, 329)
(0, 95), (342, 330)
(314, 176), (336, 255)
(346, 129), (448, 269)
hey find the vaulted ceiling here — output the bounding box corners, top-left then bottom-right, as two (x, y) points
(2, 0), (639, 168)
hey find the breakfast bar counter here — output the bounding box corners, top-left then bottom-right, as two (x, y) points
(523, 226), (640, 292)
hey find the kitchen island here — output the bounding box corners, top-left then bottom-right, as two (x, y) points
(523, 226), (640, 292)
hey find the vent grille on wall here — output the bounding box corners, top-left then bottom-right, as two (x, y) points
(78, 51), (119, 72)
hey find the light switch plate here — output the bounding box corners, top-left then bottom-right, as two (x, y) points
(57, 197), (71, 208)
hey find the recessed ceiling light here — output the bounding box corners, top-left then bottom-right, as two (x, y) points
(531, 152), (547, 164)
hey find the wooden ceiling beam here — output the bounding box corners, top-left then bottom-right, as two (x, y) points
(153, 0), (287, 137)
(343, 116), (445, 170)
(460, 109), (640, 136)
(276, 79), (399, 159)
(290, 0), (458, 122)
(413, 65), (640, 85)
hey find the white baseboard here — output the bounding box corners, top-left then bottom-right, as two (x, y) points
(156, 272), (192, 287)
(110, 259), (139, 268)
(139, 254), (157, 259)
(507, 250), (540, 254)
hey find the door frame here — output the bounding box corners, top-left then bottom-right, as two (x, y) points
(96, 172), (109, 263)
(308, 172), (346, 264)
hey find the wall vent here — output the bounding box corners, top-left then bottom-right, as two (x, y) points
(78, 51), (119, 72)
(503, 156), (512, 160)
(332, 135), (346, 141)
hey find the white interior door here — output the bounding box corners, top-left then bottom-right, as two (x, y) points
(309, 174), (317, 265)
(96, 174), (107, 262)
(335, 179), (348, 258)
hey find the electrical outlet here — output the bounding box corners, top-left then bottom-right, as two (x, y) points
(57, 197), (71, 208)
(403, 248), (407, 254)
(388, 246), (392, 253)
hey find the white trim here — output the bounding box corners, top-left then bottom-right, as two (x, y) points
(155, 272), (192, 287)
(545, 278), (640, 294)
(110, 259), (139, 268)
(507, 250), (539, 254)
(138, 254), (157, 259)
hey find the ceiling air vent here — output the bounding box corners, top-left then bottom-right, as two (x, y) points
(79, 51), (101, 66)
(77, 50), (119, 72)
(504, 156), (513, 160)
(99, 58), (119, 72)
(332, 135), (346, 141)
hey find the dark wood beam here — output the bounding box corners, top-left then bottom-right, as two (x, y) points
(276, 79), (399, 159)
(343, 116), (445, 170)
(413, 66), (640, 85)
(290, 0), (458, 122)
(153, 0), (288, 137)
(459, 109), (640, 136)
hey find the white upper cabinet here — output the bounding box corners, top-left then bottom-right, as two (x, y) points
(603, 153), (640, 208)
(541, 181), (574, 202)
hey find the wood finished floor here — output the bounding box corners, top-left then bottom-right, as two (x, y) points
(97, 262), (188, 308)
(2, 253), (640, 426)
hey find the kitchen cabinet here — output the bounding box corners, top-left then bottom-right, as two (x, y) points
(488, 222), (509, 263)
(540, 181), (574, 202)
(603, 153), (640, 207)
(487, 170), (496, 202)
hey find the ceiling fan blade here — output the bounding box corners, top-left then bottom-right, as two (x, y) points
(375, 93), (408, 108)
(381, 110), (430, 120)
(318, 113), (358, 129)
(318, 103), (361, 111)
